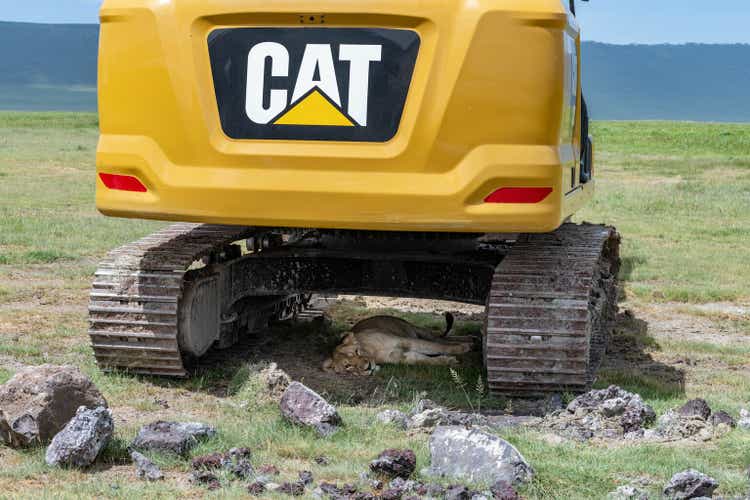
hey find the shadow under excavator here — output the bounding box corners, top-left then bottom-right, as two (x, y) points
(147, 303), (681, 414)
(595, 309), (686, 401)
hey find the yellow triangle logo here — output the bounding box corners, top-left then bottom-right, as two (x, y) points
(273, 89), (355, 127)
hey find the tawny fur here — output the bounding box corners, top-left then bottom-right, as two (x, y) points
(322, 313), (474, 375)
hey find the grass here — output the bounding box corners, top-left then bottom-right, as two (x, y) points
(580, 121), (750, 303)
(0, 113), (749, 498)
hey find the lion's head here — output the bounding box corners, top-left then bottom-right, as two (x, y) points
(322, 333), (376, 376)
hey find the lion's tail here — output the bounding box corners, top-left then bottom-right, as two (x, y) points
(442, 311), (455, 336)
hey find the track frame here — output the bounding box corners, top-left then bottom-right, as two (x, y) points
(89, 223), (619, 395)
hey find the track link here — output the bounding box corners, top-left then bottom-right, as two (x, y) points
(89, 223), (259, 376)
(484, 224), (620, 395)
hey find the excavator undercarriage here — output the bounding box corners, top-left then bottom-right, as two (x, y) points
(89, 223), (619, 395)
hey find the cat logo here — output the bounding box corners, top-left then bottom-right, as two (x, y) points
(209, 28), (420, 142)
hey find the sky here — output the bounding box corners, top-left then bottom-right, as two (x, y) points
(1, 0), (749, 45)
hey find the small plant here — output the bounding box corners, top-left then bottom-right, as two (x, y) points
(449, 368), (486, 413)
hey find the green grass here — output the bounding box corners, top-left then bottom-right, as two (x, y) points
(579, 121), (750, 302)
(0, 114), (749, 498)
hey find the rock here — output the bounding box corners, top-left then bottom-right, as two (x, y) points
(260, 362), (291, 399)
(655, 410), (713, 442)
(377, 410), (409, 429)
(131, 421), (216, 455)
(192, 449), (253, 478)
(248, 481), (266, 495)
(445, 485), (472, 500)
(388, 477), (419, 494)
(0, 364), (107, 447)
(318, 482), (360, 499)
(490, 480), (520, 500)
(225, 454), (254, 480)
(534, 386), (657, 441)
(191, 470), (221, 490)
(45, 406), (113, 468)
(420, 483), (446, 497)
(678, 399), (712, 421)
(192, 452), (224, 470)
(709, 410), (736, 428)
(411, 399), (439, 415)
(279, 481), (306, 496)
(381, 488), (403, 500)
(299, 470), (314, 485)
(370, 449), (417, 479)
(280, 382), (342, 437)
(737, 409), (750, 430)
(407, 407), (487, 430)
(663, 470), (718, 499)
(130, 450), (164, 481)
(607, 485), (649, 499)
(408, 408), (451, 429)
(568, 386), (656, 434)
(425, 426), (533, 486)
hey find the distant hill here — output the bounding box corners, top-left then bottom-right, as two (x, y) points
(0, 22), (97, 111)
(583, 42), (750, 122)
(1, 21), (749, 121)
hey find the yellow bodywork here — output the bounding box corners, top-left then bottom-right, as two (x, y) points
(96, 0), (593, 233)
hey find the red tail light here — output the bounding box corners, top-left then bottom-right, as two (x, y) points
(484, 187), (553, 204)
(99, 173), (148, 193)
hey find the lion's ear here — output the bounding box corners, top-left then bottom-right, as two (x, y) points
(322, 358), (334, 372)
(341, 333), (356, 345)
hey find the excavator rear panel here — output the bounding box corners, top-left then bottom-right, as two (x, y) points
(96, 0), (590, 233)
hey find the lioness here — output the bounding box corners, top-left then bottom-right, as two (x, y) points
(322, 313), (474, 375)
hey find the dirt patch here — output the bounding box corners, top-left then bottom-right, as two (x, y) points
(634, 302), (750, 346)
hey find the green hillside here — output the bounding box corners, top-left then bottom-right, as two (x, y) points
(0, 21), (749, 121)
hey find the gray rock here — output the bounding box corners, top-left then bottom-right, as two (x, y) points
(607, 485), (649, 499)
(424, 426), (533, 486)
(408, 408), (451, 429)
(260, 362), (291, 399)
(445, 485), (472, 500)
(709, 410), (736, 428)
(130, 450), (164, 481)
(299, 470), (314, 486)
(408, 407), (487, 430)
(663, 469), (718, 499)
(377, 410), (409, 429)
(280, 382), (341, 436)
(678, 399), (712, 421)
(490, 480), (520, 499)
(411, 399), (439, 416)
(131, 421), (217, 455)
(569, 386), (656, 434)
(655, 410), (713, 441)
(0, 365), (107, 447)
(45, 406), (113, 468)
(738, 409), (750, 430)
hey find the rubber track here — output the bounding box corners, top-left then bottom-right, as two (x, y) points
(485, 223), (620, 395)
(89, 223), (257, 376)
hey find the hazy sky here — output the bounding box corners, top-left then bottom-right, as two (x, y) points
(1, 0), (749, 45)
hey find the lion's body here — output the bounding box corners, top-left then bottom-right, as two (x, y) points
(323, 314), (473, 375)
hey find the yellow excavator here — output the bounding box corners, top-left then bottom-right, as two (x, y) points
(90, 0), (619, 394)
